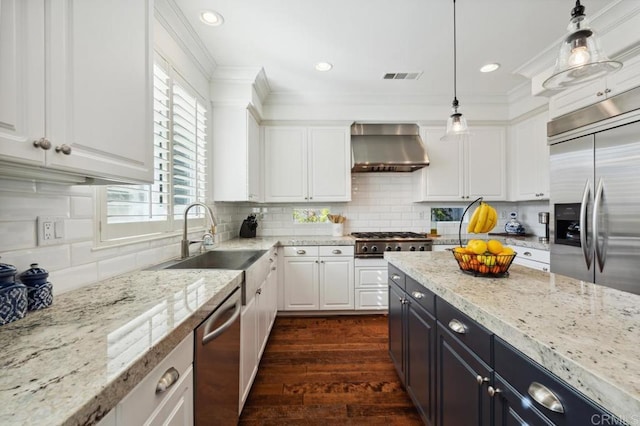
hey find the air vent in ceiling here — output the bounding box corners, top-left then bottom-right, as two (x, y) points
(382, 72), (423, 80)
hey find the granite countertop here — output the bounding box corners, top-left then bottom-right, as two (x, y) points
(431, 234), (549, 251)
(0, 236), (355, 425)
(385, 251), (639, 420)
(0, 269), (243, 426)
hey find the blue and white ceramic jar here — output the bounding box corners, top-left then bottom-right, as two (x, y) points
(0, 258), (28, 325)
(19, 263), (53, 311)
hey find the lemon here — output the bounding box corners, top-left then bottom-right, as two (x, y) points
(487, 240), (504, 255)
(468, 240), (488, 255)
(499, 247), (515, 255)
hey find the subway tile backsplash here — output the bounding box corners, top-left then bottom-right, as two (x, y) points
(0, 174), (549, 294)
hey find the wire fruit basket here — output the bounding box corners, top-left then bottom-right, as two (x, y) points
(451, 197), (517, 278)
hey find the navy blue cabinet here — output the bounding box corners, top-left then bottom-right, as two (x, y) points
(388, 267), (436, 425)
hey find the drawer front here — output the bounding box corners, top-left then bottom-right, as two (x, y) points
(355, 288), (388, 310)
(117, 333), (194, 424)
(356, 267), (388, 288)
(318, 245), (354, 257)
(509, 246), (550, 264)
(436, 297), (492, 364)
(406, 275), (435, 313)
(388, 264), (405, 290)
(282, 246), (319, 257)
(512, 257), (550, 272)
(494, 336), (613, 426)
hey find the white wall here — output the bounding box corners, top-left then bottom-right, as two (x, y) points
(233, 173), (550, 239)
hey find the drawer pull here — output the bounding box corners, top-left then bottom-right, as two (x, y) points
(524, 251), (532, 257)
(271, 266), (276, 271)
(156, 367), (180, 394)
(391, 274), (401, 281)
(448, 319), (468, 334)
(296, 249), (306, 255)
(332, 249), (342, 254)
(411, 291), (425, 300)
(528, 382), (565, 414)
(487, 386), (502, 397)
(476, 375), (489, 386)
(542, 267), (549, 272)
(256, 288), (262, 295)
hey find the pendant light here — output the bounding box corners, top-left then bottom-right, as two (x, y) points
(441, 0), (469, 142)
(543, 0), (622, 90)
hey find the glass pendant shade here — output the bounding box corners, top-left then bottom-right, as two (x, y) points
(441, 106), (470, 142)
(543, 1), (622, 90)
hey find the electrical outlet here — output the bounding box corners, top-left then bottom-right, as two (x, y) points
(38, 216), (66, 246)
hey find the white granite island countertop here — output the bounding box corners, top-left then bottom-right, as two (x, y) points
(0, 269), (243, 426)
(385, 251), (640, 422)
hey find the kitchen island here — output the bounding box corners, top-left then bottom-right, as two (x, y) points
(385, 251), (640, 422)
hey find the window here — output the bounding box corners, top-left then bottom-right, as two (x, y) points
(99, 56), (208, 242)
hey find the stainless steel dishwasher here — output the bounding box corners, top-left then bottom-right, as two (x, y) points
(194, 286), (241, 426)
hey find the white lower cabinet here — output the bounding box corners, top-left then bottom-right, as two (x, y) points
(510, 246), (550, 272)
(115, 333), (194, 426)
(240, 252), (278, 412)
(283, 246), (354, 311)
(354, 258), (388, 310)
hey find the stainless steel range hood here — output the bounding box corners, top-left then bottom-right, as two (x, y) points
(351, 123), (429, 172)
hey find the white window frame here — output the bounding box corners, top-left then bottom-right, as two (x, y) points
(96, 53), (209, 246)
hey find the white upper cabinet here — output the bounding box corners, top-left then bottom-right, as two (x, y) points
(413, 126), (506, 202)
(213, 106), (262, 202)
(264, 126), (351, 202)
(549, 53), (640, 119)
(0, 0), (153, 184)
(509, 111), (550, 201)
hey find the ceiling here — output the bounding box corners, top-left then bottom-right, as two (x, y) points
(173, 0), (613, 103)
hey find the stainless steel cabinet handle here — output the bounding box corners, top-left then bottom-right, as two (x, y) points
(476, 375), (489, 386)
(448, 319), (468, 334)
(487, 386), (502, 397)
(33, 138), (52, 150)
(55, 144), (72, 155)
(271, 266), (276, 271)
(524, 251), (532, 257)
(332, 249), (342, 254)
(604, 88), (612, 94)
(528, 382), (565, 413)
(391, 274), (401, 280)
(296, 249), (306, 255)
(156, 367), (180, 394)
(411, 291), (425, 300)
(202, 297), (241, 345)
(542, 267), (549, 272)
(593, 177), (606, 273)
(256, 288), (262, 295)
(597, 91), (604, 97)
(269, 257), (274, 262)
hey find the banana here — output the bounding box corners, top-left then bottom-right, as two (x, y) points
(467, 205), (481, 233)
(473, 203), (490, 233)
(482, 206), (497, 233)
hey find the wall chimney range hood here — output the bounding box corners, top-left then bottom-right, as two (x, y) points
(350, 123), (429, 172)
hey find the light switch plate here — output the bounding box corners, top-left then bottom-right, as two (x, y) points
(37, 216), (66, 246)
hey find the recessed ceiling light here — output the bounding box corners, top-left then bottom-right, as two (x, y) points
(480, 63), (500, 73)
(314, 62), (333, 72)
(200, 10), (224, 26)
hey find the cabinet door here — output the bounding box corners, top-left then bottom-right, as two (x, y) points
(264, 127), (308, 202)
(466, 126), (507, 201)
(283, 257), (318, 310)
(511, 112), (549, 201)
(308, 127), (351, 202)
(549, 80), (602, 119)
(45, 0), (153, 183)
(388, 282), (405, 384)
(406, 300), (436, 426)
(247, 111), (262, 201)
(0, 0), (45, 166)
(240, 297), (258, 407)
(436, 323), (491, 426)
(415, 127), (465, 201)
(147, 366), (194, 426)
(212, 106), (250, 201)
(319, 256), (354, 310)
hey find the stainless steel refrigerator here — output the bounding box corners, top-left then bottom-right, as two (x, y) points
(548, 85), (640, 295)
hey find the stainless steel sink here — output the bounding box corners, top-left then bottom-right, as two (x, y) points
(151, 250), (268, 271)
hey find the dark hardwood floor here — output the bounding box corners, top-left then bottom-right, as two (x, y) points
(239, 315), (423, 425)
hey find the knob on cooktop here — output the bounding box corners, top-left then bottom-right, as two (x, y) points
(395, 246), (401, 251)
(410, 246), (416, 251)
(419, 246), (425, 251)
(362, 246), (368, 252)
(371, 246), (378, 252)
(385, 246), (392, 251)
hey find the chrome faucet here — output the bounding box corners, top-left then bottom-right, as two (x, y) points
(181, 202), (218, 259)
